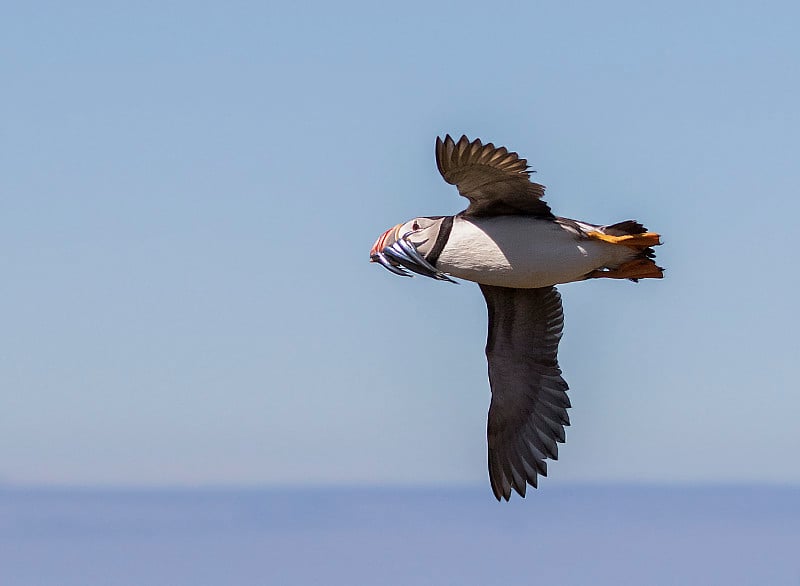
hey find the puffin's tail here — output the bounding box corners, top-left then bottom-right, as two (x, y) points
(587, 220), (664, 281)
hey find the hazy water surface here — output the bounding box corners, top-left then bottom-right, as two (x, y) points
(1, 486), (798, 585)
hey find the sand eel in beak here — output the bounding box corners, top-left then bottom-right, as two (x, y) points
(370, 135), (663, 501)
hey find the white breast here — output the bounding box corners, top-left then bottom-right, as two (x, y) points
(433, 216), (637, 288)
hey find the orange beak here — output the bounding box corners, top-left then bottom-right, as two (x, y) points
(369, 223), (403, 259)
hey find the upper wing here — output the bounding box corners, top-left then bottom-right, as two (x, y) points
(479, 284), (571, 501)
(436, 135), (553, 218)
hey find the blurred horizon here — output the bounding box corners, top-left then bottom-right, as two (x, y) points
(3, 477), (800, 490)
(3, 484), (799, 585)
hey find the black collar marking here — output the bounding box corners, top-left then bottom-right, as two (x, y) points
(425, 215), (453, 266)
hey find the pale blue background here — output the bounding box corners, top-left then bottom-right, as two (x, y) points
(3, 0), (799, 488)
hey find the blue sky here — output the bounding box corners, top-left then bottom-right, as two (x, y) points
(2, 0), (799, 486)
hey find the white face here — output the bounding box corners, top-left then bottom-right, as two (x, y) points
(398, 217), (440, 250)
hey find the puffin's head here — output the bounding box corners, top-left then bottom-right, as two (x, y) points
(369, 216), (456, 282)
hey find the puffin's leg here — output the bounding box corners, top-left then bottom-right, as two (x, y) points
(586, 258), (664, 280)
(586, 231), (661, 247)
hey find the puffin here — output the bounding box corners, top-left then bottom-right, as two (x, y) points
(369, 135), (663, 501)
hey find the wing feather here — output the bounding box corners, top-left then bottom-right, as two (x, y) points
(479, 284), (570, 501)
(436, 135), (553, 218)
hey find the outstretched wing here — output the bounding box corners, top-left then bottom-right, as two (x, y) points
(479, 284), (570, 501)
(436, 135), (553, 218)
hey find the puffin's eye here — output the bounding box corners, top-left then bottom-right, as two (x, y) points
(412, 221), (420, 231)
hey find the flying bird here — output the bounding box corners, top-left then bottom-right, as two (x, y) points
(370, 135), (663, 501)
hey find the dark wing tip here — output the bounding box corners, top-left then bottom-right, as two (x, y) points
(436, 134), (529, 175)
(435, 134), (459, 185)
